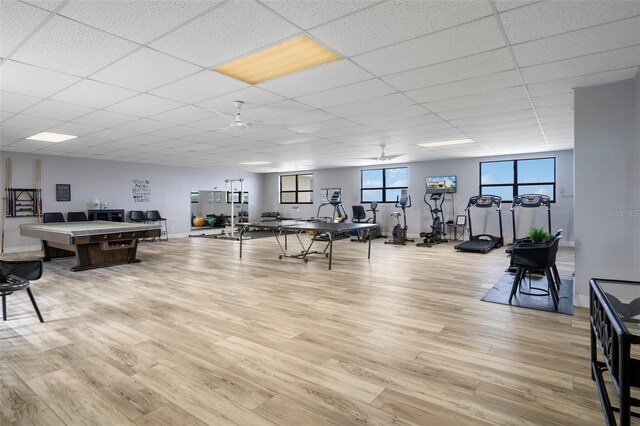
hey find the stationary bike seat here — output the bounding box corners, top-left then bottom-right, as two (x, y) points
(390, 212), (401, 218)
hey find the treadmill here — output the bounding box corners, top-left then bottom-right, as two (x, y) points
(454, 195), (503, 253)
(506, 193), (551, 254)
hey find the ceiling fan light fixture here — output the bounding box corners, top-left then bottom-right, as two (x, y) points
(417, 138), (475, 148)
(213, 35), (341, 84)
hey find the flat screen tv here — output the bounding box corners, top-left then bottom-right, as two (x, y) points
(426, 175), (457, 193)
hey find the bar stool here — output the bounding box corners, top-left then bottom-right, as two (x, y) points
(145, 210), (168, 241)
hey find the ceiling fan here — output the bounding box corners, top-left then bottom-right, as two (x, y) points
(208, 100), (254, 130)
(362, 144), (405, 161)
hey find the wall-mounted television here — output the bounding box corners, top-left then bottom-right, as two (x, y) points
(426, 175), (457, 193)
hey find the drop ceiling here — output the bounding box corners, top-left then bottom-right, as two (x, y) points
(1, 0), (639, 172)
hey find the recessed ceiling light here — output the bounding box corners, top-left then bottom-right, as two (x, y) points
(26, 132), (77, 143)
(214, 35), (341, 84)
(240, 161), (272, 165)
(417, 138), (475, 148)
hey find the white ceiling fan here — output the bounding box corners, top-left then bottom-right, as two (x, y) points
(362, 143), (405, 161)
(208, 100), (254, 130)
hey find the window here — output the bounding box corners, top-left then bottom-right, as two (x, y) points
(280, 174), (313, 204)
(361, 167), (408, 203)
(480, 157), (556, 202)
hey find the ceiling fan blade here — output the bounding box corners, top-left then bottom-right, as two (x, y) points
(383, 153), (405, 160)
(206, 108), (234, 123)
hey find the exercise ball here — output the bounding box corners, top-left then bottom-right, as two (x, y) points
(206, 216), (216, 227)
(192, 216), (206, 227)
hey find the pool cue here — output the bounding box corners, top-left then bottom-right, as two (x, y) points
(1, 158), (11, 255)
(35, 159), (42, 222)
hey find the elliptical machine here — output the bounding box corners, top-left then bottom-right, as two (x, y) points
(417, 191), (446, 247)
(385, 189), (414, 245)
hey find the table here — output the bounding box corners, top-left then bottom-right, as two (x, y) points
(238, 221), (379, 270)
(590, 278), (640, 426)
(19, 221), (161, 272)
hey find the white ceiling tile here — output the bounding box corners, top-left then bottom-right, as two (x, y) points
(494, 1), (538, 13)
(372, 115), (445, 132)
(47, 121), (104, 137)
(404, 70), (522, 104)
(92, 47), (202, 92)
(149, 125), (203, 139)
(289, 119), (356, 135)
(50, 79), (138, 109)
(521, 45), (640, 84)
(22, 1), (65, 11)
(0, 137), (19, 147)
(12, 16), (138, 77)
(242, 100), (314, 121)
(1, 125), (39, 140)
(0, 91), (42, 113)
(449, 109), (537, 127)
(89, 128), (137, 141)
(105, 94), (184, 117)
(260, 0), (376, 29)
(382, 48), (515, 92)
(347, 104), (427, 125)
(535, 105), (574, 116)
(501, 1), (640, 44)
(368, 21), (507, 79)
(527, 67), (639, 97)
(398, 127), (467, 143)
(1, 111), (14, 123)
(121, 134), (166, 145)
(513, 16), (640, 67)
(185, 115), (236, 131)
(114, 118), (175, 133)
(323, 92), (413, 117)
(422, 86), (528, 113)
(0, 60), (80, 98)
(438, 99), (533, 120)
(531, 93), (574, 108)
(258, 60), (372, 98)
(150, 70), (248, 104)
(262, 110), (336, 126)
(457, 117), (540, 133)
(59, 1), (219, 44)
(310, 1), (492, 56)
(1, 139), (52, 152)
(1, 113), (62, 131)
(241, 127), (301, 141)
(21, 99), (94, 121)
(150, 0), (300, 67)
(148, 105), (214, 125)
(294, 78), (395, 109)
(196, 87), (285, 113)
(0, 1), (50, 57)
(73, 110), (138, 127)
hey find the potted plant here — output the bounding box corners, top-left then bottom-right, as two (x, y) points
(527, 226), (552, 244)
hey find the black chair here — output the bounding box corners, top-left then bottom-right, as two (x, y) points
(43, 212), (65, 223)
(145, 210), (168, 241)
(129, 210), (147, 223)
(509, 235), (562, 310)
(352, 206), (370, 223)
(67, 211), (88, 222)
(0, 259), (44, 322)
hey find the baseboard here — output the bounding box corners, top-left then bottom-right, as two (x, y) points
(560, 240), (575, 248)
(1, 245), (42, 254)
(574, 294), (589, 307)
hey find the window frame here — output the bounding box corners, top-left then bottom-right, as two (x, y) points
(279, 174), (313, 204)
(360, 167), (409, 203)
(479, 157), (557, 203)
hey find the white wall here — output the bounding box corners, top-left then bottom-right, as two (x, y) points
(574, 77), (640, 303)
(262, 150), (574, 243)
(0, 152), (262, 251)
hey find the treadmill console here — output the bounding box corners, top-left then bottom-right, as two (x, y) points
(470, 195), (502, 208)
(514, 193), (551, 207)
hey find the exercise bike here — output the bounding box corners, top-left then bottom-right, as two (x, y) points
(385, 190), (414, 245)
(350, 201), (386, 242)
(417, 191), (446, 247)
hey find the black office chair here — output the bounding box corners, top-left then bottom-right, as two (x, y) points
(509, 235), (562, 310)
(129, 210), (147, 223)
(0, 259), (44, 322)
(350, 205), (371, 242)
(67, 211), (88, 222)
(145, 210), (168, 241)
(43, 212), (65, 223)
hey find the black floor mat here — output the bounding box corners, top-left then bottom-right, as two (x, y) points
(481, 273), (574, 315)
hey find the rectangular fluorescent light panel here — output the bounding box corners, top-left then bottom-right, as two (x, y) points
(214, 35), (341, 84)
(240, 161), (272, 165)
(26, 132), (77, 142)
(417, 138), (475, 148)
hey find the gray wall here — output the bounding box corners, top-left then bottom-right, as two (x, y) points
(262, 150), (575, 244)
(0, 152), (262, 251)
(574, 77), (640, 304)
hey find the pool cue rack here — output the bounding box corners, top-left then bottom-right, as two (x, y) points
(5, 188), (42, 217)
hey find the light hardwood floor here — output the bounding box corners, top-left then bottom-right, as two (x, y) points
(1, 236), (606, 425)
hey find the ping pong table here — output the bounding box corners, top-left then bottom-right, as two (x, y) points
(238, 220), (379, 270)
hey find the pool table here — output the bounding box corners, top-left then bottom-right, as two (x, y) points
(19, 221), (161, 271)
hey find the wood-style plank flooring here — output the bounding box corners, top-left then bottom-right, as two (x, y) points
(1, 235), (607, 425)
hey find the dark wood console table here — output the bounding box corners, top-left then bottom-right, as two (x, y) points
(88, 209), (124, 222)
(590, 278), (640, 425)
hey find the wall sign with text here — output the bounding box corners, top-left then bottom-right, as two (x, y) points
(132, 179), (151, 202)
